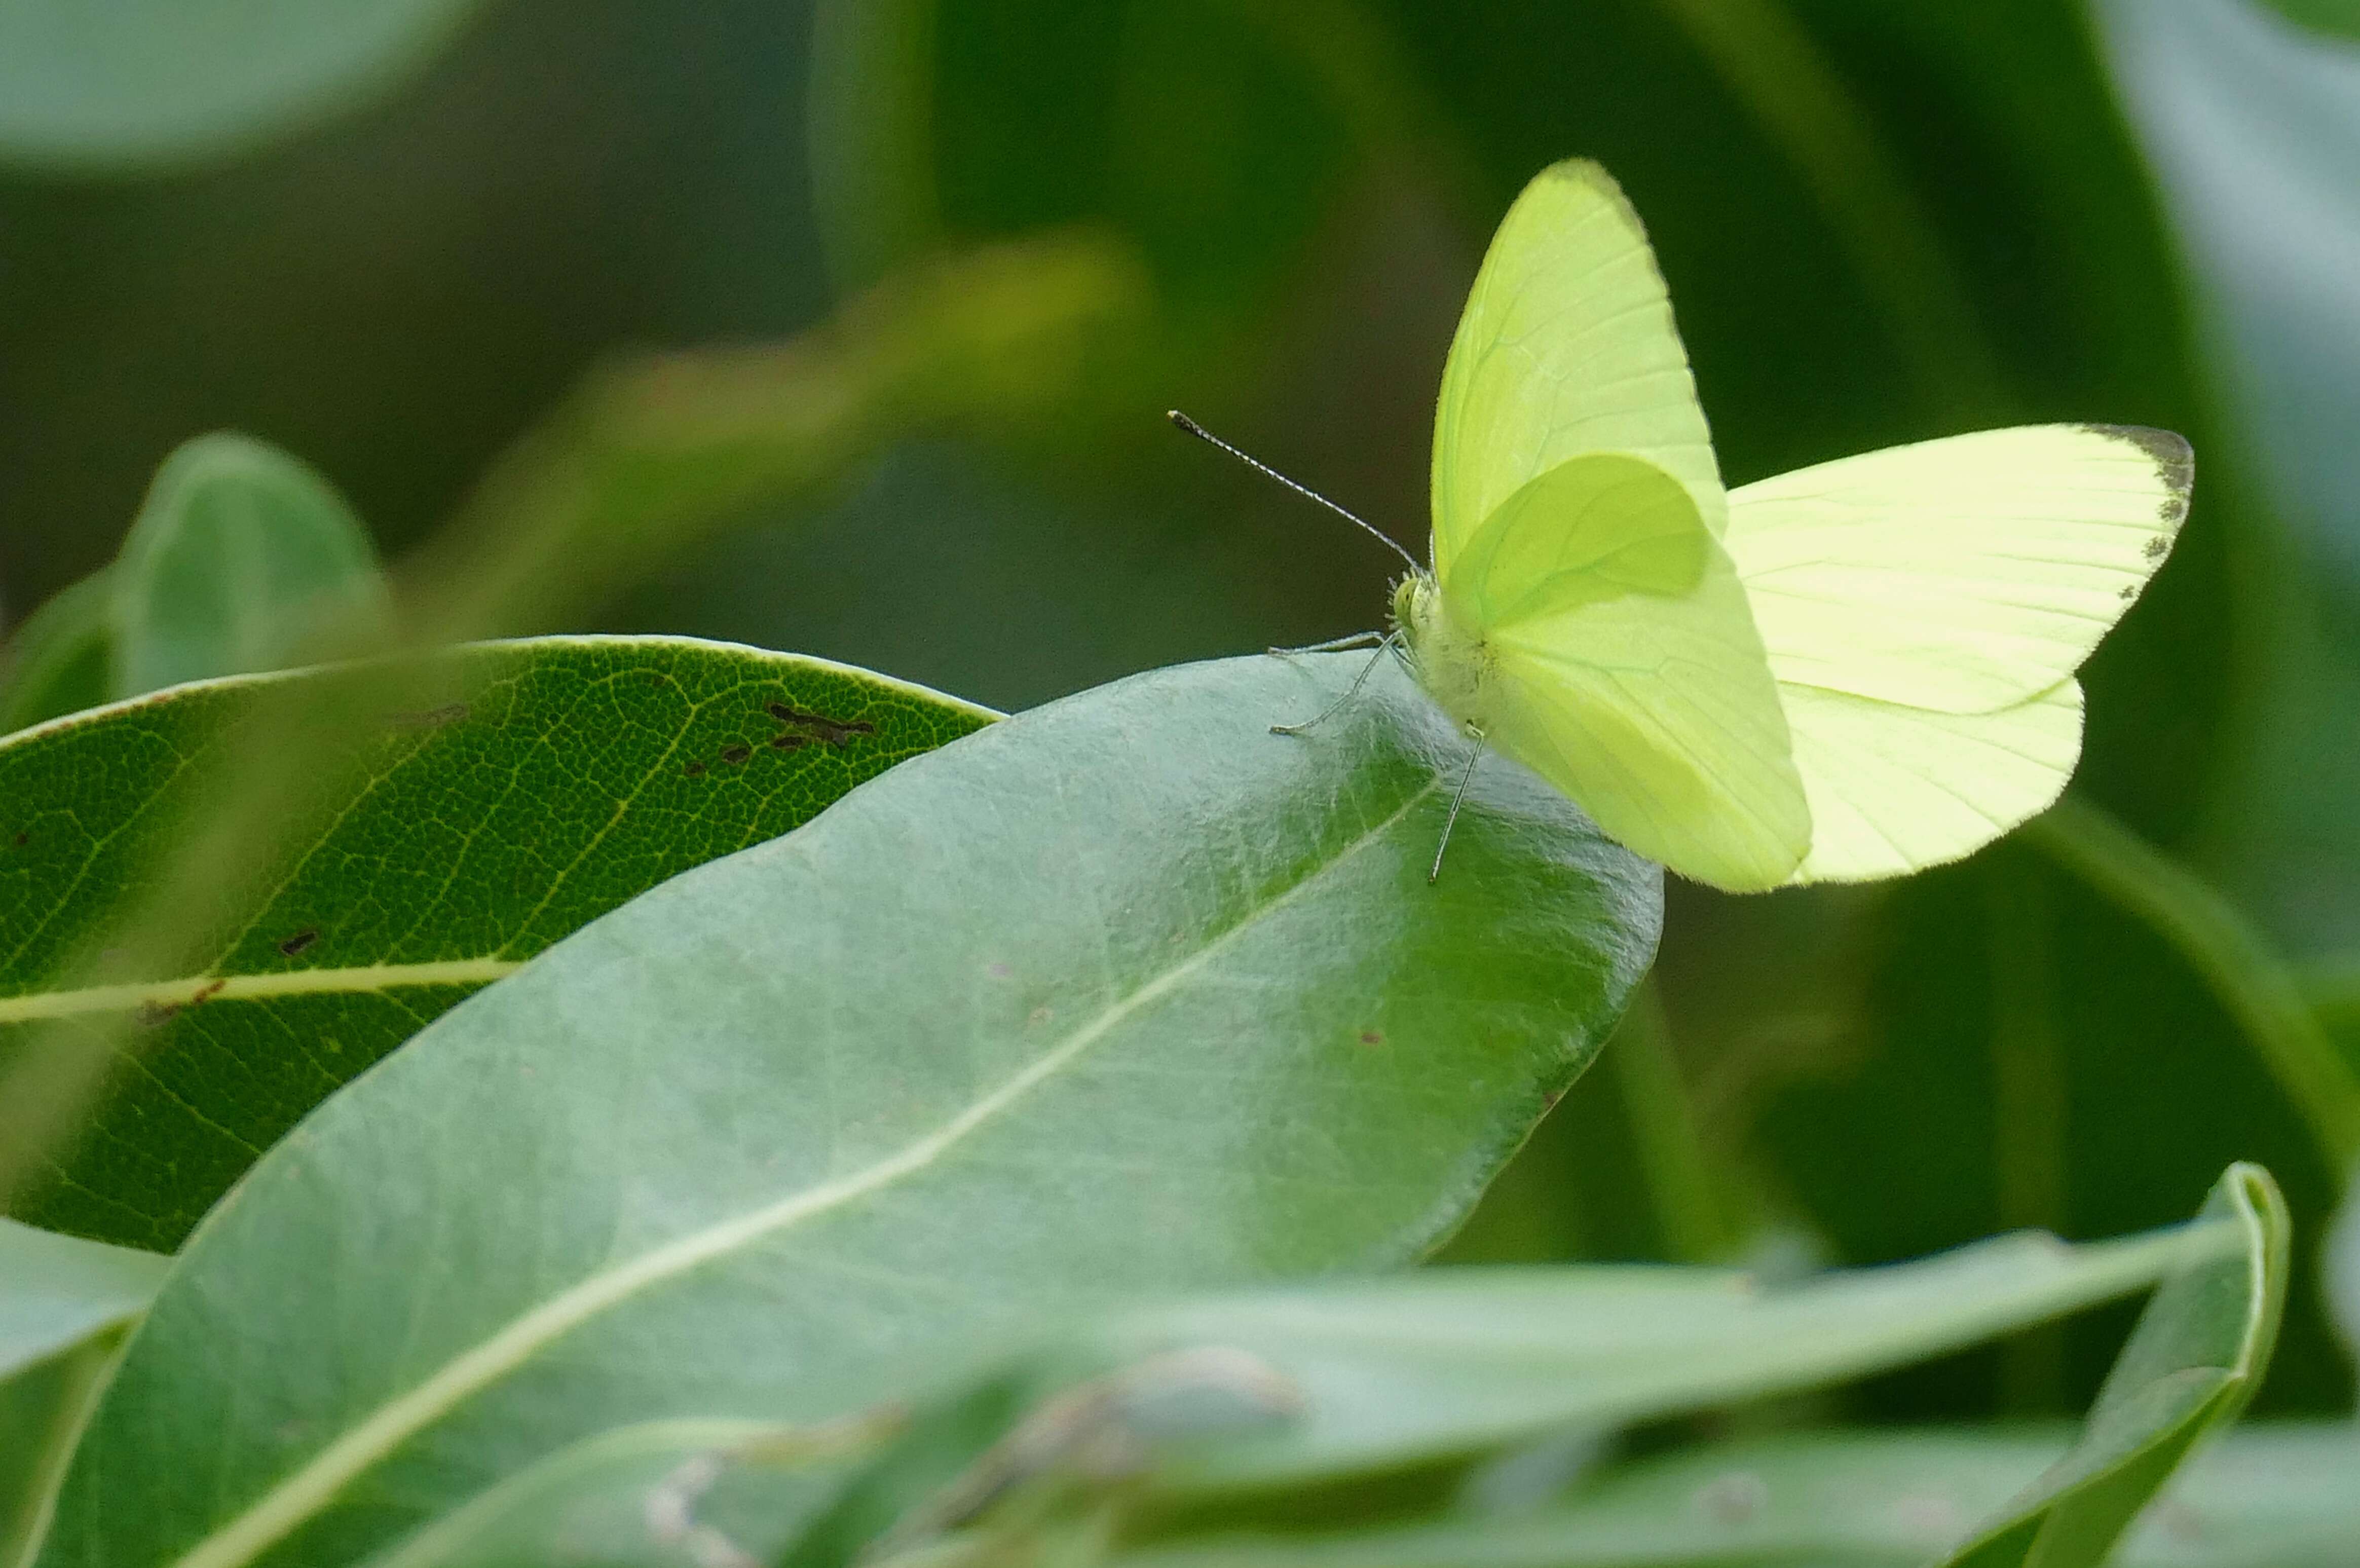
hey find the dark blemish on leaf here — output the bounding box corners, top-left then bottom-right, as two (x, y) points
(768, 732), (806, 751)
(649, 673), (669, 687)
(278, 928), (321, 957)
(721, 744), (752, 766)
(684, 760), (706, 776)
(192, 979), (226, 1004)
(1359, 1030), (1384, 1046)
(136, 1000), (181, 1028)
(2144, 534), (2169, 560)
(388, 701), (469, 732)
(2119, 582), (2139, 601)
(10, 831), (24, 847)
(766, 700), (877, 745)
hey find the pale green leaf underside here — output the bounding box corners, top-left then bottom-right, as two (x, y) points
(1115, 1425), (2360, 1568)
(109, 432), (391, 700)
(338, 1188), (2238, 1565)
(1941, 1163), (2287, 1568)
(1, 1221), (171, 1568)
(1121, 1219), (2225, 1491)
(40, 654), (1654, 1568)
(1430, 159), (1726, 575)
(0, 0), (486, 170)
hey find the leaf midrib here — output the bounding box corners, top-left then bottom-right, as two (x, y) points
(0, 962), (523, 1027)
(165, 778), (1442, 1568)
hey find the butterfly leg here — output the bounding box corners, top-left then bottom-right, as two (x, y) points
(1266, 629), (1388, 657)
(1429, 733), (1485, 884)
(1271, 635), (1397, 736)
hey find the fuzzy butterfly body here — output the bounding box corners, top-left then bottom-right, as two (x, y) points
(1394, 160), (2191, 892)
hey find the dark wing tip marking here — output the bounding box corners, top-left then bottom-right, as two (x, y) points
(2079, 423), (2194, 527)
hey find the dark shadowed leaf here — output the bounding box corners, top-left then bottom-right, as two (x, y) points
(0, 637), (993, 1247)
(39, 653), (1657, 1568)
(0, 576), (112, 738)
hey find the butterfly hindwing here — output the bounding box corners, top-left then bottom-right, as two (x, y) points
(1438, 455), (1809, 892)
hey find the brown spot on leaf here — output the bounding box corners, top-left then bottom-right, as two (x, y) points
(2144, 534), (2168, 561)
(684, 760), (706, 776)
(192, 979), (227, 1004)
(768, 732), (807, 751)
(720, 744), (752, 766)
(1359, 1030), (1384, 1046)
(10, 831), (24, 847)
(766, 700), (877, 745)
(2119, 582), (2138, 601)
(135, 1001), (181, 1028)
(279, 928), (321, 957)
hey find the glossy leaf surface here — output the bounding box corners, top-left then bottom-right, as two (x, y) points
(41, 653), (1658, 1568)
(1, 636), (994, 1247)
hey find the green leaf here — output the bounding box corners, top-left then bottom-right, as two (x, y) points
(2257, 3), (2360, 46)
(108, 433), (391, 701)
(0, 1220), (169, 1567)
(353, 1418), (828, 1568)
(1942, 1162), (2288, 1567)
(39, 653), (1656, 1568)
(0, 574), (113, 737)
(1, 636), (995, 1248)
(0, 0), (487, 172)
(1113, 1423), (2360, 1568)
(364, 1167), (2263, 1565)
(1754, 822), (2351, 1416)
(2332, 1165), (2360, 1374)
(1117, 1215), (2228, 1494)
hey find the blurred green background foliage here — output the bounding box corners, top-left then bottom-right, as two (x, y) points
(5, 0), (2358, 1426)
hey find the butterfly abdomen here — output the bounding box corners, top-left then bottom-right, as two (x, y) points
(1394, 571), (1494, 736)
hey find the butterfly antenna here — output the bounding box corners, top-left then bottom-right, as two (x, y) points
(1168, 410), (1422, 573)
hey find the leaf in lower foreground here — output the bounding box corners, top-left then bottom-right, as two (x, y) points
(0, 636), (994, 1247)
(360, 1166), (2252, 1566)
(1111, 1218), (2231, 1494)
(0, 1220), (170, 1566)
(1111, 1423), (2360, 1568)
(1942, 1161), (2288, 1567)
(39, 653), (1658, 1568)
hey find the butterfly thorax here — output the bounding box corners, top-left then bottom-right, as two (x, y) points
(1393, 571), (1494, 736)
